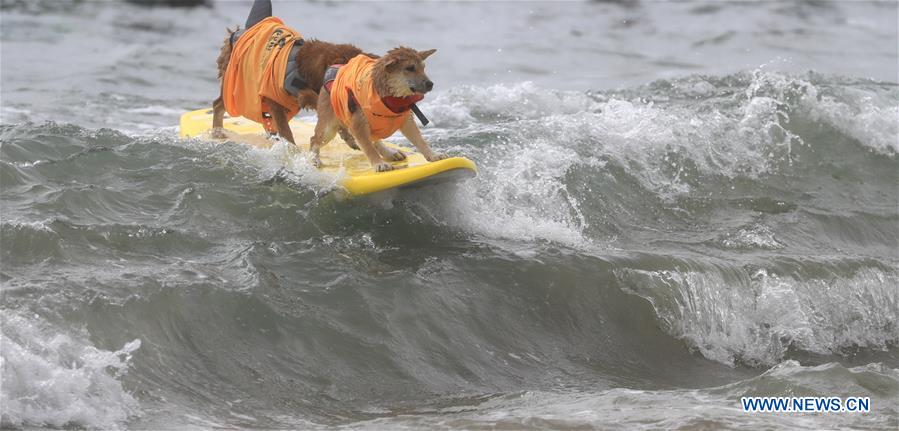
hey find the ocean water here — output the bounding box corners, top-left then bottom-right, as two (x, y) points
(1, 0), (898, 429)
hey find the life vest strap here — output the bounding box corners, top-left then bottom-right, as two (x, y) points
(282, 39), (306, 96)
(322, 64), (342, 92)
(229, 28), (244, 46)
(410, 104), (429, 127)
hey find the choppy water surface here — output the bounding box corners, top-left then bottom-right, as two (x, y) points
(2, 1), (898, 429)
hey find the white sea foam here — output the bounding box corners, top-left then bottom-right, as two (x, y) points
(617, 267), (899, 367)
(424, 75), (803, 196)
(743, 71), (899, 156)
(433, 135), (599, 248)
(345, 361), (899, 430)
(182, 135), (343, 195)
(2, 219), (56, 234)
(0, 312), (141, 429)
(243, 138), (343, 194)
(422, 81), (601, 127)
(718, 223), (785, 250)
(802, 83), (899, 155)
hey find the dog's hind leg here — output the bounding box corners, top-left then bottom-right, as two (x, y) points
(213, 28), (236, 139)
(309, 91), (338, 167)
(310, 124), (337, 168)
(266, 98), (297, 146)
(211, 93), (226, 139)
(337, 126), (359, 150)
(350, 112), (396, 172)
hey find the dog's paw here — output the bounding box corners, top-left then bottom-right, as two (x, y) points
(426, 153), (449, 162)
(344, 140), (360, 150)
(210, 128), (226, 139)
(310, 155), (323, 168)
(374, 162), (396, 172)
(384, 148), (407, 161)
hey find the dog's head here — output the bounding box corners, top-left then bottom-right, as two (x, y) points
(377, 47), (437, 97)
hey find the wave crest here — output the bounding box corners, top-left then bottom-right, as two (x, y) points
(616, 265), (899, 366)
(0, 312), (141, 429)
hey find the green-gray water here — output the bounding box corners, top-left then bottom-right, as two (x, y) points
(2, 1), (898, 429)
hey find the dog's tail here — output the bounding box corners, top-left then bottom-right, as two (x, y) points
(216, 26), (240, 80)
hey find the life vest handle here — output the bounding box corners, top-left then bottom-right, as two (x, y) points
(410, 104), (429, 127)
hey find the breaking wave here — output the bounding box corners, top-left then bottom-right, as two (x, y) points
(0, 312), (141, 429)
(2, 70), (897, 429)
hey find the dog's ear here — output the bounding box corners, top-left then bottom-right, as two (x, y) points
(384, 56), (400, 70)
(417, 49), (437, 61)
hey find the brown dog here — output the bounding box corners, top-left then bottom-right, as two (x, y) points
(311, 47), (448, 172)
(212, 14), (365, 147)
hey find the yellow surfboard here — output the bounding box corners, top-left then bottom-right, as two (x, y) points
(179, 108), (477, 197)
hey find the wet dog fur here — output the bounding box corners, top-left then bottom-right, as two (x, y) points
(310, 47), (447, 172)
(212, 25), (366, 147)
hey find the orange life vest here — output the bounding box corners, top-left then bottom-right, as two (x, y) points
(223, 17), (302, 131)
(330, 55), (414, 140)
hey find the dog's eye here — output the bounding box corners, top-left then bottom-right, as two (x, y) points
(405, 65), (416, 72)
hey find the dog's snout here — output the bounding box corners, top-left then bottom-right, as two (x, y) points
(425, 80), (434, 91)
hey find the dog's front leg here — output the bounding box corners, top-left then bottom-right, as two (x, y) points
(266, 98), (296, 146)
(351, 113), (396, 172)
(400, 115), (447, 162)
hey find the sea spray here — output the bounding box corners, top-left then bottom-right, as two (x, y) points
(1, 312), (141, 429)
